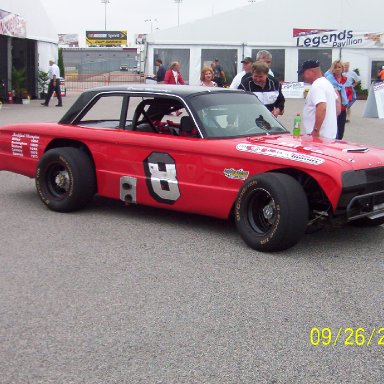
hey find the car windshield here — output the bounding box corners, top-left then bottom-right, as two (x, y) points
(189, 92), (288, 138)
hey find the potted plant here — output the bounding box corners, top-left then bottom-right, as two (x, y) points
(21, 89), (31, 104)
(38, 70), (49, 99)
(11, 67), (27, 103)
(355, 86), (368, 100)
(353, 68), (368, 100)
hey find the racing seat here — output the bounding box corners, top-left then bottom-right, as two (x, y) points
(179, 116), (198, 137)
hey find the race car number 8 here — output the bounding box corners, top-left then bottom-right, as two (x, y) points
(144, 152), (180, 204)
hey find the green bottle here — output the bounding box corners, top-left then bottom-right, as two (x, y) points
(293, 113), (301, 137)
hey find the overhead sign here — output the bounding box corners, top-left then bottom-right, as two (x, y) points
(135, 33), (147, 45)
(0, 9), (26, 38)
(58, 34), (79, 47)
(86, 30), (127, 46)
(293, 29), (384, 49)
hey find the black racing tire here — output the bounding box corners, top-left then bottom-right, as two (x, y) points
(235, 173), (309, 252)
(350, 216), (384, 227)
(35, 147), (96, 212)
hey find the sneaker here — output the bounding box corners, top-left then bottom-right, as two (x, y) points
(55, 104), (63, 107)
(41, 103), (48, 106)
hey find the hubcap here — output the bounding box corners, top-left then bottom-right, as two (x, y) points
(247, 188), (276, 234)
(46, 163), (71, 199)
(54, 171), (69, 190)
(262, 203), (275, 221)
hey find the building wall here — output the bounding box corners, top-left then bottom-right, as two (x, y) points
(38, 41), (61, 73)
(146, 0), (384, 89)
(61, 48), (139, 75)
(0, 2), (58, 99)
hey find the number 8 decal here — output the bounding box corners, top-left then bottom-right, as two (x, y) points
(144, 152), (180, 204)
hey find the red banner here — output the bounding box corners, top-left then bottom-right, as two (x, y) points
(0, 9), (26, 38)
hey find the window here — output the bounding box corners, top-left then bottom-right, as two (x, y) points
(252, 49), (286, 82)
(153, 49), (190, 83)
(190, 92), (287, 138)
(201, 49), (238, 85)
(372, 61), (384, 82)
(298, 49), (332, 81)
(128, 96), (195, 136)
(77, 95), (126, 129)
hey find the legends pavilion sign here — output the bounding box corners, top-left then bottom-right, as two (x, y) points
(293, 29), (384, 49)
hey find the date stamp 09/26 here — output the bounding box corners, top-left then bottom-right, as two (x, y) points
(310, 327), (384, 347)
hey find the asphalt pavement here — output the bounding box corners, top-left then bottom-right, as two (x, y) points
(0, 91), (384, 383)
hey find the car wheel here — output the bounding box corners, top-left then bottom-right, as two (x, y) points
(235, 173), (309, 252)
(35, 147), (96, 212)
(350, 216), (384, 227)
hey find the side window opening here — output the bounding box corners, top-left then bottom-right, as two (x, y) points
(130, 97), (198, 137)
(77, 95), (126, 129)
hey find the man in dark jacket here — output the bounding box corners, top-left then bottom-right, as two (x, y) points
(239, 61), (284, 116)
(155, 59), (166, 83)
(211, 58), (226, 87)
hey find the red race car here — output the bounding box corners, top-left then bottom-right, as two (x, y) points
(1, 84), (384, 252)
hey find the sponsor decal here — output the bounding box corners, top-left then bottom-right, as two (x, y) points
(224, 168), (249, 180)
(236, 143), (324, 166)
(278, 141), (324, 154)
(11, 132), (40, 158)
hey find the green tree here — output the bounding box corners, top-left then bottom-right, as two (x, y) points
(58, 48), (65, 78)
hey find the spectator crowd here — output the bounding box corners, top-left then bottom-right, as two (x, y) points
(153, 52), (369, 140)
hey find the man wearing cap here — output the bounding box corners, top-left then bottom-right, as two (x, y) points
(41, 58), (63, 107)
(230, 57), (254, 89)
(298, 60), (339, 139)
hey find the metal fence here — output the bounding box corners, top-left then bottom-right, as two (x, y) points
(64, 73), (146, 92)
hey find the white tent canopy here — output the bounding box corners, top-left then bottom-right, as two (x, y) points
(1, 0), (57, 43)
(146, 0), (384, 87)
(1, 0), (59, 72)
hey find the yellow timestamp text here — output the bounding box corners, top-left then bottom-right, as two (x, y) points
(310, 327), (384, 346)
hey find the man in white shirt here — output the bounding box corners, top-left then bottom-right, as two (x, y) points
(342, 61), (360, 122)
(230, 57), (254, 89)
(298, 60), (340, 139)
(41, 58), (63, 107)
(342, 62), (361, 85)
